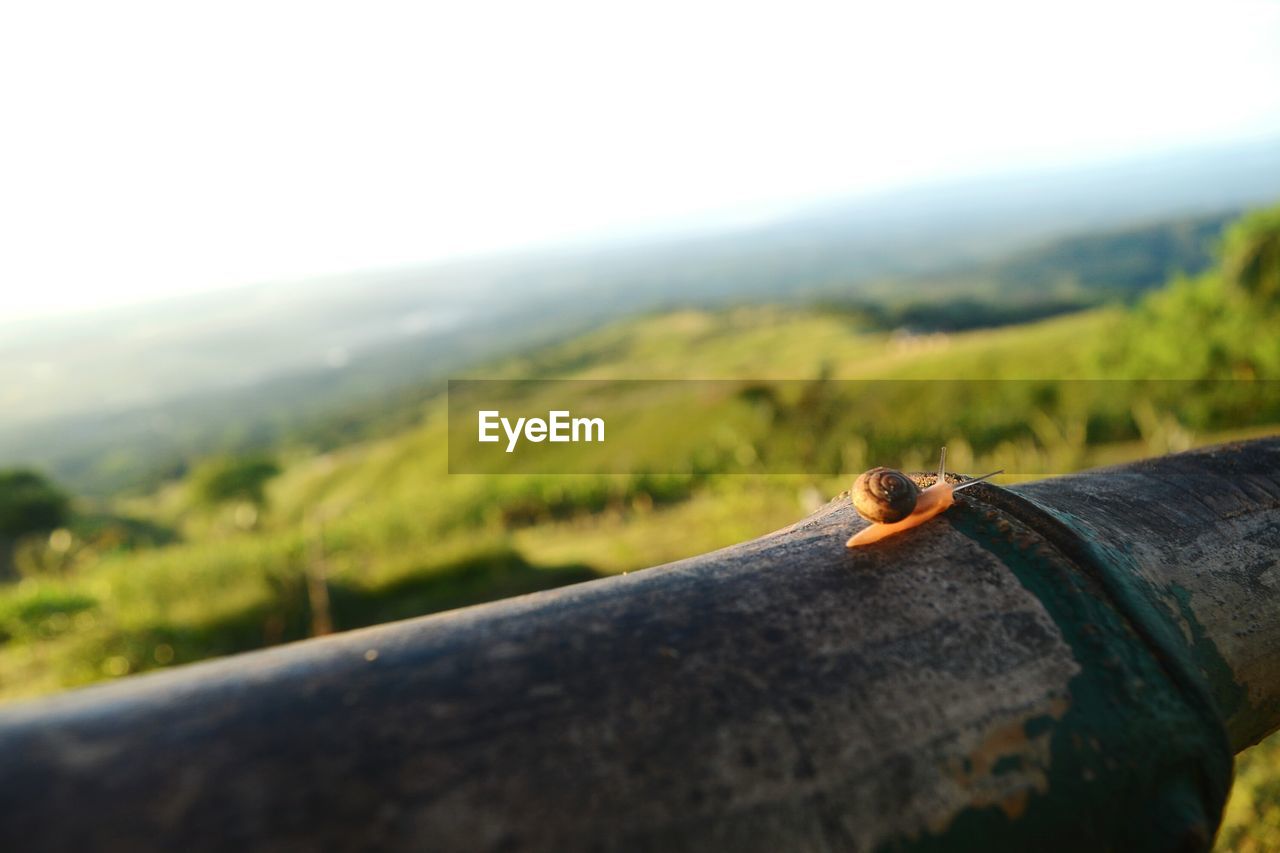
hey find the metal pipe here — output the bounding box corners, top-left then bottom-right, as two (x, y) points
(1, 438), (1278, 852)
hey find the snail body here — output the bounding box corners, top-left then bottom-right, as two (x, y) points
(846, 448), (1001, 547)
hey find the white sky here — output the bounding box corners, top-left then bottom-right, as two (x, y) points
(2, 0), (1279, 321)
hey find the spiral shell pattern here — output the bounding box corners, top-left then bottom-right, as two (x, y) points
(851, 467), (920, 523)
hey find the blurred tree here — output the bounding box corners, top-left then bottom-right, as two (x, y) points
(1222, 206), (1280, 301)
(191, 455), (281, 511)
(1097, 203), (1280, 380)
(0, 469), (70, 580)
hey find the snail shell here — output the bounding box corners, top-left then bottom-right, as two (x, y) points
(852, 467), (920, 524)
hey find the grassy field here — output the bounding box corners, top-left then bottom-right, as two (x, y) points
(1, 207), (1278, 848)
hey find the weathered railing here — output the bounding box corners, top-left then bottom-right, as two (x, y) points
(1, 438), (1278, 852)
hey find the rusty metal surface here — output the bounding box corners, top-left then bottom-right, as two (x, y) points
(0, 439), (1277, 852)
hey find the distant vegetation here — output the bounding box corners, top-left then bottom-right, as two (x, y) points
(816, 211), (1234, 332)
(0, 202), (1277, 850)
(191, 455), (281, 509)
(0, 210), (1238, 498)
(1102, 206), (1280, 379)
(0, 470), (68, 579)
(953, 212), (1232, 298)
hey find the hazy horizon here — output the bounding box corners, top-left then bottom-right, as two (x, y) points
(3, 133), (1277, 329)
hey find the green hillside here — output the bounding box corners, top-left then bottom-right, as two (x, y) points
(0, 210), (1233, 498)
(0, 306), (1127, 698)
(0, 205), (1278, 849)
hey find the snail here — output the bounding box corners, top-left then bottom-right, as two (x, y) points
(846, 447), (1002, 547)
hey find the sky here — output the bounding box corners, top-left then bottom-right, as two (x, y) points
(2, 0), (1279, 321)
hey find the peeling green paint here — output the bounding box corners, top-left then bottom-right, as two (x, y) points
(1028, 505), (1245, 762)
(991, 755), (1023, 776)
(1023, 714), (1056, 740)
(1165, 581), (1280, 751)
(875, 497), (1233, 853)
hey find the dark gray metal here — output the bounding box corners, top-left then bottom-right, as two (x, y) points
(1, 438), (1278, 852)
